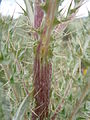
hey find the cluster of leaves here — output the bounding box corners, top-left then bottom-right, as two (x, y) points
(51, 16), (90, 119)
(0, 1), (90, 120)
(0, 15), (34, 120)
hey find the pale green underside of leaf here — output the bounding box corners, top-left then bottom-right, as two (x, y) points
(13, 94), (30, 120)
(24, 0), (34, 25)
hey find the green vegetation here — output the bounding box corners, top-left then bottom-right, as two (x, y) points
(0, 0), (90, 120)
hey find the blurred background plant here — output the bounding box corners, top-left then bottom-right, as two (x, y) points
(0, 0), (90, 120)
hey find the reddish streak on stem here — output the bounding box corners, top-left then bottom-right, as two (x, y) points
(34, 0), (44, 39)
(33, 0), (57, 119)
(32, 55), (52, 119)
(32, 0), (52, 120)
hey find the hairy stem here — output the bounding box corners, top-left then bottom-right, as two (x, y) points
(33, 0), (57, 120)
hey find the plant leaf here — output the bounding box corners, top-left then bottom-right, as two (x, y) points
(16, 2), (27, 16)
(13, 94), (30, 120)
(24, 0), (34, 25)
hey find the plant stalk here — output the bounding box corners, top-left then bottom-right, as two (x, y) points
(32, 0), (57, 119)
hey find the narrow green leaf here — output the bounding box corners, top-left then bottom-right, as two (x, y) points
(41, 1), (49, 13)
(68, 94), (72, 102)
(0, 51), (3, 61)
(10, 76), (14, 84)
(24, 0), (34, 25)
(53, 17), (60, 27)
(76, 116), (85, 120)
(70, 5), (81, 14)
(81, 58), (90, 67)
(13, 94), (30, 120)
(67, 0), (73, 16)
(16, 2), (27, 16)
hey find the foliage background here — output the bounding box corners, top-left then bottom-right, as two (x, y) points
(0, 0), (90, 120)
